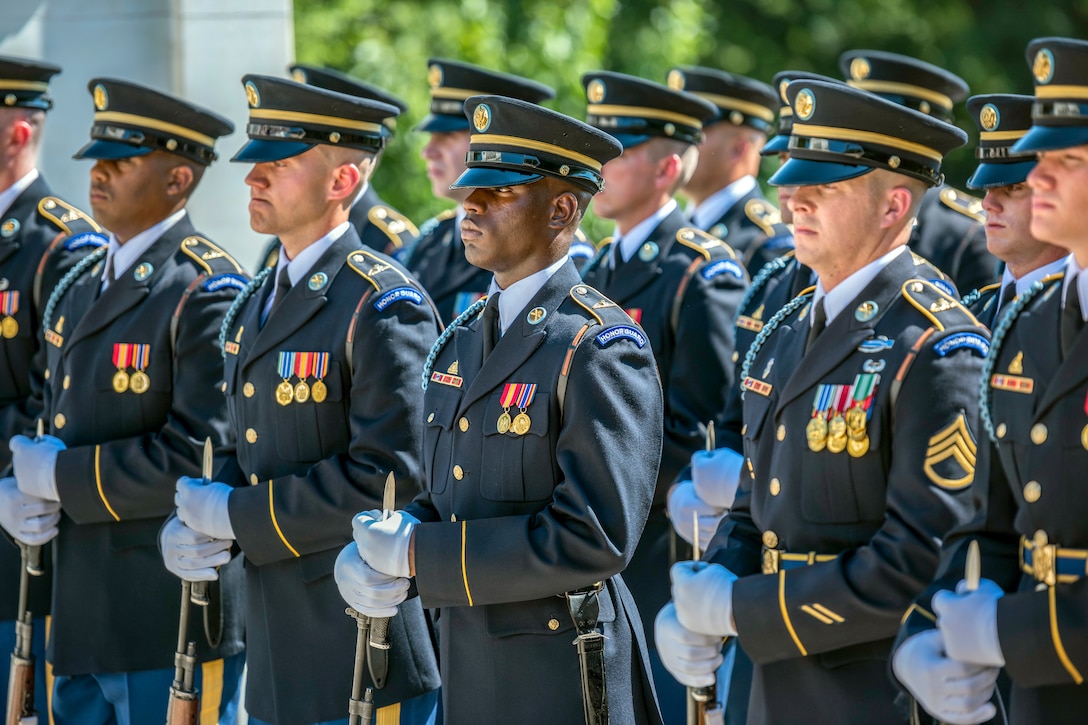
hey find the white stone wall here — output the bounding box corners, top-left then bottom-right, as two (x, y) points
(0, 0), (294, 270)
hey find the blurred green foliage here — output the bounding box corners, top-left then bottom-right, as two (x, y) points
(294, 0), (1088, 240)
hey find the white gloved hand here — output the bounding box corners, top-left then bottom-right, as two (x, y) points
(671, 560), (739, 637)
(893, 630), (999, 725)
(654, 602), (724, 688)
(934, 578), (1005, 667)
(10, 434), (65, 502)
(0, 476), (60, 546)
(160, 515), (232, 582)
(335, 542), (409, 618)
(352, 509), (419, 578)
(667, 480), (727, 546)
(691, 447), (743, 510)
(175, 476), (235, 540)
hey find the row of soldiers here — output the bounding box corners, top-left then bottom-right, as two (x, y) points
(0, 32), (1078, 725)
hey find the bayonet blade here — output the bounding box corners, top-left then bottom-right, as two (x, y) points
(965, 540), (981, 592)
(202, 437), (213, 481)
(382, 472), (396, 520)
(706, 420), (715, 453)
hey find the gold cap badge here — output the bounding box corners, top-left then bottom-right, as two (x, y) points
(245, 80), (260, 108)
(428, 64), (443, 89)
(980, 104), (999, 132)
(795, 88), (816, 121)
(291, 68), (307, 83)
(1034, 48), (1054, 84)
(849, 57), (871, 81)
(666, 69), (685, 91)
(472, 103), (491, 132)
(93, 84), (108, 111)
(587, 79), (606, 104)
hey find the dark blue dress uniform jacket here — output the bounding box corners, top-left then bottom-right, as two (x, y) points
(407, 260), (664, 725)
(38, 213), (246, 676)
(899, 271), (1088, 725)
(698, 187), (793, 276)
(911, 186), (996, 295)
(0, 176), (104, 622)
(218, 228), (441, 724)
(706, 249), (987, 724)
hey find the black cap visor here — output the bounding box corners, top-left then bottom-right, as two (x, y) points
(450, 166), (543, 190)
(769, 157), (874, 186)
(231, 138), (315, 163)
(72, 138), (154, 161)
(966, 160), (1037, 190)
(417, 113), (471, 133)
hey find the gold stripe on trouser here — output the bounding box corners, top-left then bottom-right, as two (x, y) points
(46, 615), (54, 725)
(377, 702), (402, 724)
(200, 658), (224, 725)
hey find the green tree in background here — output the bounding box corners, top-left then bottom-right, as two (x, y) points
(294, 0), (1088, 239)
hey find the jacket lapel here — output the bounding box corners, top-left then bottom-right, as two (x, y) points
(1032, 287), (1085, 418)
(606, 208), (686, 305)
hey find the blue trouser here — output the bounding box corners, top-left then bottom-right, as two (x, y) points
(52, 652), (244, 725)
(248, 688), (439, 725)
(0, 616), (48, 717)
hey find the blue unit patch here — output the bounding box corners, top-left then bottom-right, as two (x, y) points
(595, 325), (647, 349)
(701, 259), (745, 281)
(933, 332), (990, 358)
(64, 232), (108, 251)
(204, 273), (249, 293)
(765, 233), (794, 251)
(930, 278), (956, 297)
(857, 336), (895, 353)
(374, 286), (423, 311)
(569, 241), (596, 260)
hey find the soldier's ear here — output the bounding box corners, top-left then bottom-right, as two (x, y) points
(548, 190), (579, 230)
(164, 162), (196, 198)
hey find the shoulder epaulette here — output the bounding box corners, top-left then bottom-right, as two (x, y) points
(909, 251), (950, 281)
(368, 205), (420, 251)
(939, 187), (985, 224)
(675, 227), (735, 261)
(596, 235), (614, 250)
(567, 284), (636, 330)
(346, 249), (426, 313)
(901, 279), (984, 331)
(960, 282), (1001, 309)
(180, 236), (244, 275)
(744, 198), (784, 237)
(417, 208), (456, 238)
(37, 197), (101, 235)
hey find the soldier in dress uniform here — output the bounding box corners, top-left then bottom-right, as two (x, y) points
(335, 93), (664, 725)
(656, 79), (989, 724)
(3, 78), (246, 724)
(255, 63), (420, 270)
(957, 94), (1067, 328)
(168, 75), (441, 725)
(578, 70), (749, 722)
(666, 66), (793, 275)
(0, 54), (105, 720)
(891, 37), (1088, 725)
(407, 59), (572, 323)
(840, 49), (998, 293)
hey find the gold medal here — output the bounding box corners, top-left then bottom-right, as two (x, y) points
(130, 370), (150, 394)
(294, 381), (310, 403)
(112, 369), (129, 393)
(828, 414), (847, 440)
(1, 316), (17, 338)
(276, 380), (294, 406)
(845, 405), (868, 441)
(827, 433), (847, 454)
(1082, 424), (1088, 451)
(847, 436), (870, 458)
(497, 411), (512, 434)
(512, 412), (531, 436)
(806, 417), (828, 452)
(311, 380), (327, 403)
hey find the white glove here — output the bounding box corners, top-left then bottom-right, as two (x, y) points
(175, 476), (235, 540)
(934, 578), (1005, 667)
(893, 630), (999, 725)
(691, 447), (743, 509)
(667, 480), (727, 546)
(671, 560), (738, 637)
(160, 515), (232, 582)
(335, 542), (410, 617)
(0, 476), (60, 546)
(654, 602), (724, 687)
(352, 509), (419, 578)
(10, 434), (65, 502)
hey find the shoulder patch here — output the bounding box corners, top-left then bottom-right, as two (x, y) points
(368, 205), (420, 250)
(64, 231), (108, 251)
(595, 325), (647, 349)
(180, 236), (243, 275)
(901, 279), (984, 331)
(744, 198), (783, 237)
(374, 286), (423, 311)
(939, 187), (985, 223)
(929, 278), (957, 298)
(701, 257), (746, 281)
(568, 284), (638, 328)
(923, 412), (977, 490)
(569, 240), (596, 261)
(347, 248), (417, 295)
(933, 332), (990, 358)
(37, 197), (102, 235)
(203, 273), (249, 293)
(676, 227), (735, 261)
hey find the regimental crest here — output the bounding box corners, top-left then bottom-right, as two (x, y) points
(473, 103), (491, 132)
(923, 412), (977, 490)
(428, 64), (443, 89)
(0, 218), (18, 237)
(587, 79), (606, 104)
(93, 83), (108, 111)
(795, 89), (816, 121)
(1034, 48), (1055, 84)
(245, 81), (260, 108)
(666, 69), (685, 91)
(980, 103), (1000, 131)
(849, 57), (871, 81)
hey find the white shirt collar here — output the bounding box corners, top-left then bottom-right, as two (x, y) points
(276, 221), (351, 288)
(1009, 255), (1070, 298)
(1062, 256), (1088, 321)
(102, 208), (186, 288)
(690, 175), (757, 231)
(613, 199), (677, 265)
(812, 246), (907, 327)
(486, 256), (568, 335)
(0, 169), (40, 220)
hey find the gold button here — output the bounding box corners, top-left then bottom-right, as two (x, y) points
(453, 465), (464, 480)
(1023, 481), (1041, 503)
(1030, 423), (1048, 445)
(250, 473), (258, 485)
(54, 413), (65, 429)
(776, 424), (786, 441)
(243, 382), (255, 398)
(741, 423), (747, 435)
(459, 417), (469, 432)
(762, 530), (779, 548)
(996, 422), (1007, 439)
(43, 369), (50, 380)
(769, 478), (781, 496)
(732, 351), (739, 363)
(62, 375), (70, 389)
(246, 428), (258, 443)
(221, 381), (227, 392)
(427, 412), (435, 423)
(547, 618), (560, 631)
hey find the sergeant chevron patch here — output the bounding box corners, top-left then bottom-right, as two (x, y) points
(923, 412), (977, 490)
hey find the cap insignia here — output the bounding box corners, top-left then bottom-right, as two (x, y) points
(795, 88), (816, 121)
(855, 300), (879, 322)
(979, 104), (1000, 132)
(849, 57), (871, 81)
(666, 70), (685, 91)
(587, 79), (606, 104)
(1034, 48), (1055, 84)
(93, 84), (108, 111)
(291, 68), (307, 83)
(473, 103), (491, 132)
(527, 307), (546, 324)
(428, 64), (443, 89)
(245, 80), (261, 108)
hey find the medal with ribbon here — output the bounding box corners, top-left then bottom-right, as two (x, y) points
(0, 291), (18, 339)
(845, 372), (879, 458)
(807, 385), (833, 452)
(498, 383), (538, 435)
(293, 352), (312, 403)
(311, 353), (330, 403)
(112, 343), (150, 394)
(826, 385), (851, 454)
(276, 352), (295, 406)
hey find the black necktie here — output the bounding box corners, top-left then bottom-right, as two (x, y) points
(993, 282), (1015, 327)
(1061, 279), (1084, 358)
(805, 298), (826, 353)
(482, 292), (501, 362)
(98, 254), (116, 298)
(263, 266), (292, 328)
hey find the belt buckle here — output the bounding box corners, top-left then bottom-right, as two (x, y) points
(1032, 530), (1057, 588)
(761, 546), (781, 575)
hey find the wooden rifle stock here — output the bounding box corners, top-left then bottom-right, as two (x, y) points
(166, 581), (200, 724)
